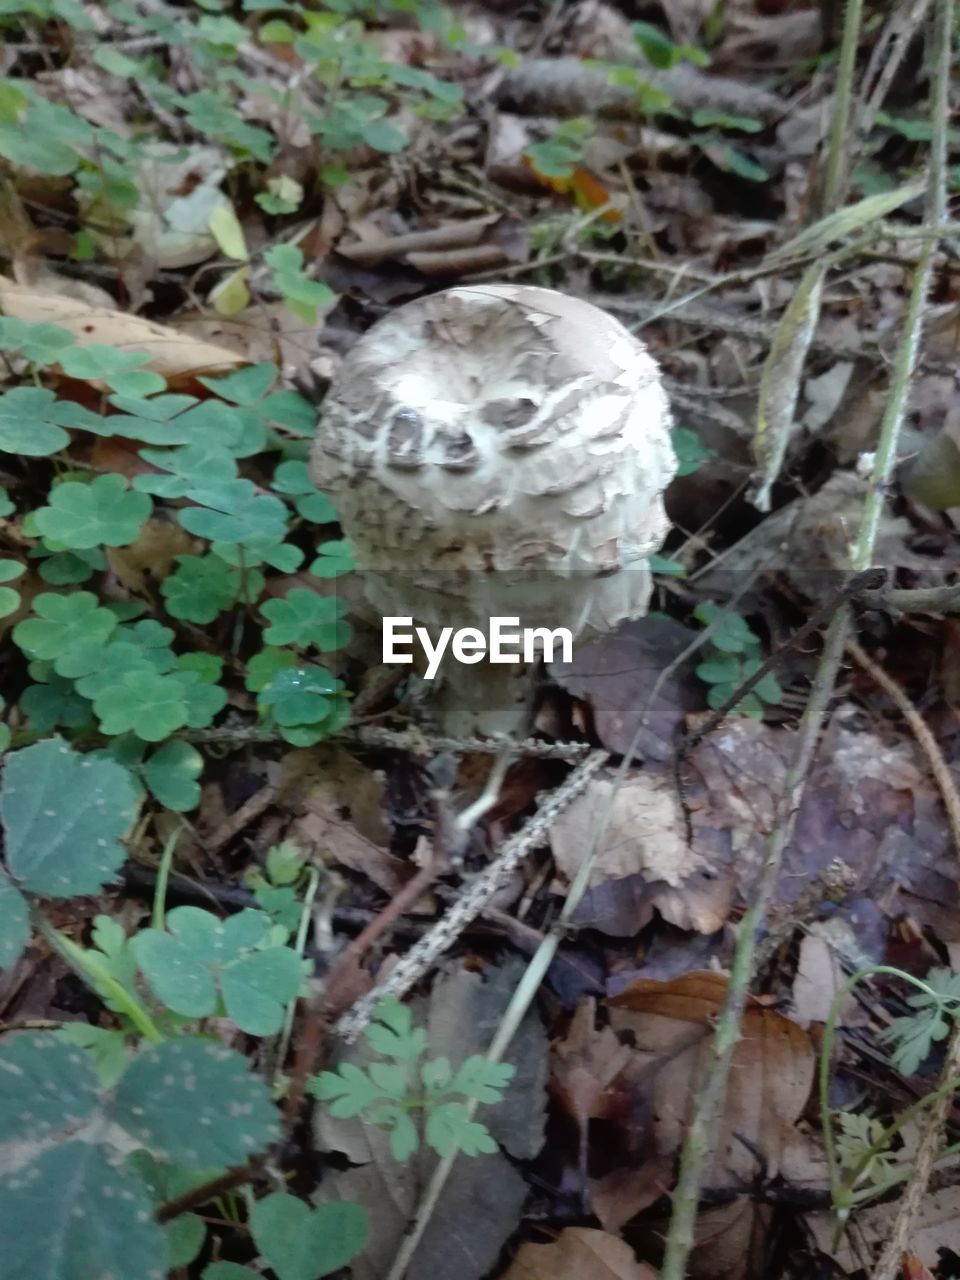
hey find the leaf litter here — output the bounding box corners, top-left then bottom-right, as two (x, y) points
(1, 1), (959, 1277)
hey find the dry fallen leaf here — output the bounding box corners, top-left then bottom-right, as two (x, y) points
(608, 972), (817, 1188)
(0, 277), (243, 378)
(498, 1227), (658, 1280)
(550, 769), (697, 889)
(807, 1185), (960, 1272)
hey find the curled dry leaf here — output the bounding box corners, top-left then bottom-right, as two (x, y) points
(550, 767), (733, 936)
(284, 747), (409, 895)
(550, 768), (695, 888)
(498, 1227), (658, 1280)
(607, 971), (818, 1190)
(0, 278), (242, 379)
(549, 615), (703, 762)
(549, 977), (823, 1234)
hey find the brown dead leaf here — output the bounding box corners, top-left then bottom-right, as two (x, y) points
(807, 1185), (960, 1272)
(608, 972), (817, 1189)
(550, 615), (703, 762)
(0, 277), (243, 378)
(284, 747), (409, 894)
(551, 998), (634, 1129)
(633, 1196), (772, 1280)
(498, 1227), (658, 1280)
(105, 517), (199, 596)
(551, 769), (696, 889)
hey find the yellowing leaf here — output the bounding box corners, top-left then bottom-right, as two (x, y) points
(208, 202), (249, 262)
(210, 266), (252, 317)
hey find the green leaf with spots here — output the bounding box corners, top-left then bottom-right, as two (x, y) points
(0, 1142), (166, 1279)
(142, 740), (204, 812)
(260, 589), (350, 651)
(0, 738), (139, 896)
(13, 591), (117, 661)
(112, 1036), (281, 1165)
(0, 870), (29, 972)
(133, 906), (303, 1034)
(0, 1033), (100, 1141)
(34, 474), (152, 549)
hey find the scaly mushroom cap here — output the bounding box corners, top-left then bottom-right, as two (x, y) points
(311, 283), (676, 642)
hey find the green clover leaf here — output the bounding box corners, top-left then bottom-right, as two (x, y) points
(13, 591), (117, 661)
(245, 647), (297, 693)
(198, 362), (276, 406)
(0, 387), (78, 456)
(34, 474), (152, 549)
(135, 441), (238, 498)
(161, 554), (241, 623)
(132, 906), (304, 1034)
(142, 741), (204, 812)
(260, 589), (350, 651)
(0, 558), (24, 619)
(309, 540), (355, 578)
(258, 666), (342, 727)
(93, 669), (191, 741)
(693, 603), (759, 654)
(179, 479), (288, 546)
(59, 343), (166, 397)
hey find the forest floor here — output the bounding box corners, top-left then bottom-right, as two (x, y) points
(0, 2), (959, 1279)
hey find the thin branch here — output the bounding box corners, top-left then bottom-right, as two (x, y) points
(335, 749), (609, 1041)
(659, 0), (948, 1264)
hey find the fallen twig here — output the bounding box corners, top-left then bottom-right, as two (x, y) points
(335, 748), (608, 1040)
(659, 0), (949, 1267)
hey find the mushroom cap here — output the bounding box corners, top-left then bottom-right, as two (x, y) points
(311, 283), (676, 637)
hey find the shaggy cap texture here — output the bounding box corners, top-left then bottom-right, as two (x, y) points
(311, 284), (677, 732)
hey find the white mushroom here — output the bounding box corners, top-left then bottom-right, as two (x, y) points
(311, 283), (677, 735)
